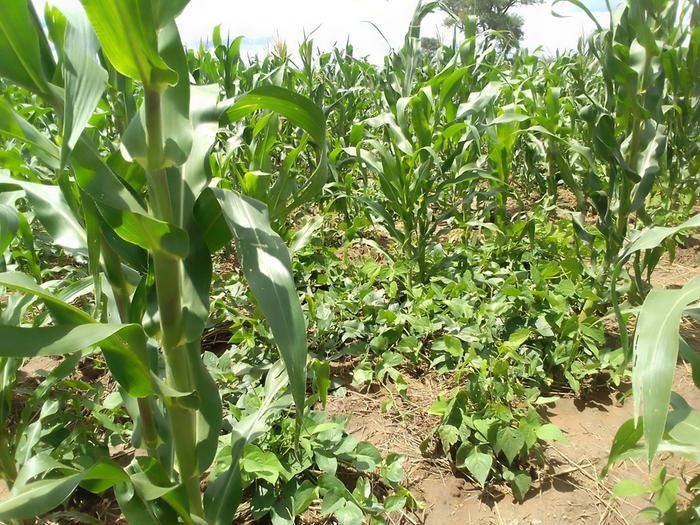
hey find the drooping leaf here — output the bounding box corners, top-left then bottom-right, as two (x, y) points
(0, 271), (91, 325)
(222, 85), (328, 208)
(0, 174), (86, 253)
(71, 141), (190, 258)
(0, 100), (61, 169)
(201, 189), (307, 420)
(0, 474), (85, 521)
(0, 204), (19, 256)
(0, 460), (127, 521)
(152, 0), (191, 28)
(0, 322), (154, 398)
(620, 213), (700, 262)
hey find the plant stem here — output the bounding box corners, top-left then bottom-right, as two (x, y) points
(100, 237), (159, 456)
(144, 89), (203, 516)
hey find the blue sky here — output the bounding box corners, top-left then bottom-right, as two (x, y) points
(35, 0), (613, 62)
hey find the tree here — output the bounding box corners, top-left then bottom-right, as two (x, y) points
(443, 0), (543, 48)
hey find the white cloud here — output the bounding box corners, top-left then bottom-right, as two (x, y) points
(34, 0), (610, 62)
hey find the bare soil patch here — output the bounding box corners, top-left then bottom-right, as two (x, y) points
(321, 364), (699, 525)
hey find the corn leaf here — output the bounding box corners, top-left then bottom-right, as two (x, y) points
(222, 85), (327, 206)
(0, 460), (128, 521)
(81, 0), (176, 88)
(0, 204), (19, 256)
(202, 189), (307, 421)
(61, 5), (108, 167)
(71, 141), (190, 258)
(0, 174), (87, 253)
(633, 275), (700, 463)
(0, 99), (61, 169)
(0, 323), (154, 398)
(0, 0), (52, 95)
(0, 474), (85, 521)
(620, 213), (700, 261)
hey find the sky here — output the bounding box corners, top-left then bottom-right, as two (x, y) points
(34, 0), (612, 63)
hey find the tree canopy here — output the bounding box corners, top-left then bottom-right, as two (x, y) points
(444, 0), (544, 47)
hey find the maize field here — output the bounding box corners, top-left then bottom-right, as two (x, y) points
(0, 0), (698, 523)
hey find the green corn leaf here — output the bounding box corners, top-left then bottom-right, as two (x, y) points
(0, 473), (85, 521)
(152, 0), (191, 28)
(128, 457), (192, 522)
(456, 81), (502, 120)
(0, 174), (87, 253)
(633, 275), (700, 463)
(0, 275), (155, 399)
(175, 84), (220, 228)
(81, 0), (177, 88)
(0, 271), (92, 325)
(61, 5), (108, 167)
(603, 418), (644, 477)
(0, 323), (154, 397)
(0, 458), (127, 521)
(71, 141), (190, 258)
(223, 85), (324, 144)
(81, 194), (104, 317)
(172, 339), (222, 474)
(0, 99), (61, 169)
(79, 461), (131, 494)
(0, 0), (52, 95)
(666, 409), (700, 447)
(44, 3), (67, 57)
(620, 213), (700, 262)
(204, 189), (307, 420)
(0, 204), (19, 256)
(629, 124), (667, 213)
(114, 482), (161, 525)
(12, 454), (68, 490)
(552, 0), (603, 31)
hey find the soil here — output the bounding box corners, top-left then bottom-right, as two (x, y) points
(321, 367), (699, 525)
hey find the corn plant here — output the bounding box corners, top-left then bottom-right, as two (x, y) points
(604, 220), (700, 523)
(561, 0), (692, 279)
(0, 1), (326, 523)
